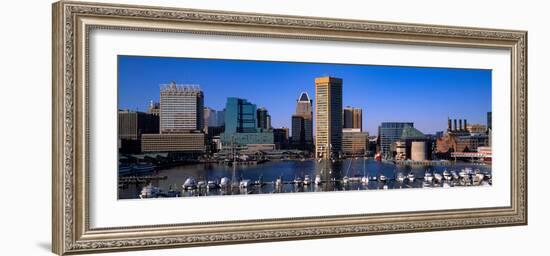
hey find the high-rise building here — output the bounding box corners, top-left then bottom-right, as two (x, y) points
(295, 92), (313, 118)
(256, 107), (271, 130)
(315, 76), (343, 158)
(118, 110), (159, 153)
(487, 112), (492, 130)
(216, 109), (225, 127)
(203, 107), (225, 132)
(148, 100), (160, 116)
(273, 128), (289, 150)
(378, 122), (413, 158)
(343, 106), (362, 131)
(220, 97), (273, 147)
(159, 82), (204, 133)
(291, 92), (313, 150)
(342, 128), (369, 156)
(203, 107), (214, 132)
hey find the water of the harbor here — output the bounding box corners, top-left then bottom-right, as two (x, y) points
(118, 159), (492, 199)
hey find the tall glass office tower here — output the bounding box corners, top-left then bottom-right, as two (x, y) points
(315, 76), (343, 159)
(220, 97), (273, 147)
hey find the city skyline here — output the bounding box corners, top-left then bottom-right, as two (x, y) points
(118, 55), (492, 135)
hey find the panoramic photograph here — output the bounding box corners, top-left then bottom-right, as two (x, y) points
(117, 55), (493, 199)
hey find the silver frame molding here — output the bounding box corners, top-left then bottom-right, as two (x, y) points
(52, 1), (527, 255)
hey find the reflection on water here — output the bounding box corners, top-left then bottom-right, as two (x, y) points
(118, 159), (491, 199)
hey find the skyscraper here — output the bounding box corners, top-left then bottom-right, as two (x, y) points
(256, 107), (271, 130)
(220, 97), (273, 147)
(295, 92), (313, 118)
(291, 92), (313, 150)
(140, 82), (205, 153)
(343, 106), (362, 131)
(273, 127), (289, 150)
(203, 107), (225, 130)
(159, 82), (204, 133)
(315, 76), (343, 158)
(487, 111), (492, 131)
(378, 122), (413, 158)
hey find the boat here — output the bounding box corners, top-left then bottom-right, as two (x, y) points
(315, 175), (322, 185)
(293, 177), (303, 186)
(349, 176), (362, 182)
(379, 174), (387, 183)
(473, 169), (485, 185)
(424, 172), (433, 182)
(207, 180), (219, 190)
(451, 170), (459, 181)
(133, 163), (155, 175)
(254, 175), (264, 186)
(275, 177), (283, 187)
(303, 175), (311, 185)
(434, 172), (443, 183)
(342, 176), (349, 184)
(118, 164), (133, 176)
(219, 177), (231, 188)
(458, 169), (469, 179)
(396, 172), (405, 183)
(164, 187), (180, 197)
(443, 170), (452, 181)
(182, 177), (197, 190)
(407, 172), (415, 182)
(139, 183), (160, 198)
(197, 180), (206, 189)
(239, 179), (252, 188)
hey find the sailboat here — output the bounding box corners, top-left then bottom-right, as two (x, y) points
(361, 158), (369, 184)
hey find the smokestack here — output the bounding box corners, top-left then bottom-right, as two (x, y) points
(447, 118), (452, 131)
(464, 119), (467, 131)
(459, 119), (463, 131)
(453, 119), (457, 131)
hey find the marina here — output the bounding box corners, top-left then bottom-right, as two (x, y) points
(118, 158), (491, 199)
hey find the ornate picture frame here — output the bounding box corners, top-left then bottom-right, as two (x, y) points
(52, 1), (527, 255)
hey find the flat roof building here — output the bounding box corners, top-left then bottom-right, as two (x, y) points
(342, 128), (369, 156)
(315, 76), (343, 159)
(343, 106), (362, 131)
(220, 97), (273, 147)
(141, 133), (205, 153)
(160, 82), (204, 133)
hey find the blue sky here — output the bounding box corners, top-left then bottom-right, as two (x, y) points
(118, 55), (491, 135)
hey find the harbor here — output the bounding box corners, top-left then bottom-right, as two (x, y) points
(118, 158), (491, 199)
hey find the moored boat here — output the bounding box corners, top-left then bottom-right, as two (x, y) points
(219, 177), (231, 188)
(396, 172), (405, 183)
(140, 183), (160, 198)
(182, 177), (197, 190)
(407, 172), (415, 182)
(303, 175), (311, 185)
(315, 175), (322, 185)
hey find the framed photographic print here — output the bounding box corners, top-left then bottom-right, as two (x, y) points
(52, 1), (527, 255)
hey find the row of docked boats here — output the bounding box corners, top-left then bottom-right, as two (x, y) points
(118, 163), (156, 176)
(138, 167), (492, 198)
